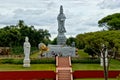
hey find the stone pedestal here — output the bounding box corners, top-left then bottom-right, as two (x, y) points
(43, 45), (76, 57)
(23, 59), (30, 67)
(57, 33), (66, 45)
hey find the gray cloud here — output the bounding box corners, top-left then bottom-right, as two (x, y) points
(98, 0), (120, 9)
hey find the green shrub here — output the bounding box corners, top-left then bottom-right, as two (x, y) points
(11, 46), (23, 55)
(31, 58), (55, 64)
(0, 59), (23, 64)
(11, 46), (38, 55)
(0, 58), (55, 64)
(72, 57), (100, 64)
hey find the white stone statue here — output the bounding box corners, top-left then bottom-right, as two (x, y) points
(23, 36), (31, 67)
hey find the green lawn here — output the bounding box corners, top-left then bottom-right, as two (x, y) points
(72, 59), (120, 71)
(74, 78), (117, 80)
(73, 49), (120, 70)
(77, 49), (89, 58)
(0, 64), (55, 71)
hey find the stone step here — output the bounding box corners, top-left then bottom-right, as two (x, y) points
(56, 57), (73, 80)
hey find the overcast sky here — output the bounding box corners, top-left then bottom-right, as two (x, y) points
(0, 0), (120, 39)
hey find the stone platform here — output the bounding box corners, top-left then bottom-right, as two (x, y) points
(43, 45), (76, 57)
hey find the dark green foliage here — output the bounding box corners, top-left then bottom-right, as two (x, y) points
(0, 20), (51, 47)
(76, 31), (120, 58)
(66, 37), (76, 46)
(98, 13), (120, 30)
(11, 46), (38, 55)
(84, 45), (97, 57)
(0, 20), (51, 55)
(0, 58), (100, 64)
(71, 57), (100, 64)
(0, 58), (55, 64)
(51, 37), (57, 45)
(11, 46), (23, 55)
(31, 58), (55, 64)
(0, 59), (23, 64)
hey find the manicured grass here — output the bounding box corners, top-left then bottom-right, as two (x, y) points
(30, 50), (40, 58)
(77, 49), (89, 58)
(0, 64), (55, 71)
(74, 78), (117, 80)
(72, 59), (120, 71)
(72, 64), (103, 70)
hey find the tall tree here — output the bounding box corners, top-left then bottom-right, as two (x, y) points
(17, 20), (25, 28)
(98, 13), (120, 30)
(0, 20), (51, 47)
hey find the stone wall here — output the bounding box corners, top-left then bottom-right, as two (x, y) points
(43, 45), (76, 57)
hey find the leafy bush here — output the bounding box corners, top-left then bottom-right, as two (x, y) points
(0, 58), (55, 64)
(0, 59), (23, 64)
(30, 58), (55, 64)
(11, 46), (38, 55)
(71, 57), (100, 64)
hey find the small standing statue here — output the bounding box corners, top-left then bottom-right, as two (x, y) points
(23, 36), (31, 67)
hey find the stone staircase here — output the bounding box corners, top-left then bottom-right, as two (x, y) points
(56, 56), (73, 80)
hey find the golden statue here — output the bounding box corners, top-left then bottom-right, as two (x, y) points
(38, 43), (49, 57)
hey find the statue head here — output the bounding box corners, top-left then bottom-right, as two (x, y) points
(60, 5), (63, 14)
(25, 36), (29, 42)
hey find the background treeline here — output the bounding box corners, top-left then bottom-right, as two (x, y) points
(76, 30), (120, 58)
(0, 20), (51, 55)
(0, 20), (51, 47)
(75, 13), (120, 58)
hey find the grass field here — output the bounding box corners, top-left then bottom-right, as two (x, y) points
(77, 49), (89, 58)
(74, 78), (118, 80)
(0, 64), (55, 71)
(72, 59), (120, 71)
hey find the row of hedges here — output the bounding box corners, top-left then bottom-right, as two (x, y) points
(0, 58), (56, 64)
(0, 57), (100, 64)
(71, 57), (100, 64)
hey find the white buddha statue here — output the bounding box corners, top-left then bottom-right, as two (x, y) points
(23, 36), (31, 67)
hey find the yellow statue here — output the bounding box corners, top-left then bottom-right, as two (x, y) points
(38, 43), (49, 57)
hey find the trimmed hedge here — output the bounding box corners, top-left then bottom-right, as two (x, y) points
(0, 58), (55, 64)
(0, 57), (100, 64)
(72, 57), (100, 64)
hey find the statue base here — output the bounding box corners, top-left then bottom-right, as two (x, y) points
(43, 45), (76, 57)
(57, 33), (66, 45)
(23, 59), (30, 67)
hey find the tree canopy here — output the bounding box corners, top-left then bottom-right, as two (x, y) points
(98, 13), (120, 30)
(0, 20), (51, 47)
(76, 31), (120, 58)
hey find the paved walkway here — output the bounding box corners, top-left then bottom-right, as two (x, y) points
(56, 56), (73, 80)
